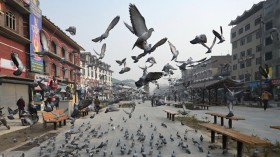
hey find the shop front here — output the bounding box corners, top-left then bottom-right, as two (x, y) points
(271, 78), (280, 101)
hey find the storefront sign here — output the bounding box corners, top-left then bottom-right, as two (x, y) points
(271, 78), (280, 85)
(29, 0), (43, 73)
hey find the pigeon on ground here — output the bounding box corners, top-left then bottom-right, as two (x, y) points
(94, 43), (106, 60)
(252, 148), (259, 157)
(116, 58), (126, 66)
(200, 135), (204, 143)
(129, 4), (154, 49)
(207, 151), (212, 157)
(259, 64), (270, 80)
(168, 41), (179, 61)
(92, 16), (120, 42)
(201, 36), (216, 54)
(212, 26), (225, 44)
(11, 53), (25, 76)
(65, 26), (76, 35)
(190, 34), (207, 44)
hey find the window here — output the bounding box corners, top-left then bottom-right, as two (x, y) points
(247, 48), (252, 55)
(256, 31), (261, 39)
(255, 17), (261, 26)
(245, 73), (251, 82)
(232, 32), (236, 38)
(240, 63), (245, 69)
(5, 11), (16, 30)
(240, 51), (245, 57)
(240, 38), (245, 46)
(61, 48), (66, 59)
(70, 70), (74, 81)
(232, 41), (238, 49)
(233, 64), (237, 70)
(265, 37), (272, 46)
(238, 28), (243, 34)
(245, 24), (250, 31)
(51, 41), (57, 54)
(276, 65), (280, 77)
(255, 71), (261, 80)
(265, 51), (272, 60)
(265, 21), (273, 31)
(233, 54), (237, 60)
(256, 45), (261, 52)
(247, 34), (252, 43)
(232, 76), (236, 80)
(246, 59), (251, 67)
(239, 75), (244, 80)
(52, 64), (57, 76)
(256, 57), (261, 65)
(69, 53), (73, 62)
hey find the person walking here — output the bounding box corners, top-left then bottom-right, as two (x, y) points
(151, 96), (154, 107)
(16, 96), (25, 118)
(261, 90), (272, 111)
(94, 96), (101, 114)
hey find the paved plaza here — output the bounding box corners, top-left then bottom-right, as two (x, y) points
(1, 100), (279, 157)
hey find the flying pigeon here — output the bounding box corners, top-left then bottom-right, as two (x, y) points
(7, 107), (18, 120)
(123, 104), (135, 118)
(129, 4), (154, 49)
(65, 26), (76, 35)
(116, 58), (126, 66)
(162, 63), (177, 73)
(94, 43), (106, 59)
(119, 62), (131, 74)
(212, 26), (225, 44)
(175, 57), (195, 65)
(259, 64), (270, 80)
(11, 53), (25, 76)
(168, 41), (179, 61)
(92, 16), (120, 42)
(135, 72), (163, 88)
(201, 36), (216, 54)
(190, 34), (207, 44)
(177, 63), (187, 71)
(146, 57), (156, 67)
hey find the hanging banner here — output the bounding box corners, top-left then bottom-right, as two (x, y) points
(29, 0), (43, 73)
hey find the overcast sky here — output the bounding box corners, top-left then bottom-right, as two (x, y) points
(40, 0), (263, 89)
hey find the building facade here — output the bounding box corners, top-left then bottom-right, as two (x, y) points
(0, 0), (84, 110)
(230, 0), (280, 99)
(80, 52), (113, 100)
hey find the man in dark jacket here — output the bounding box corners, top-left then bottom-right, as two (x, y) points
(16, 96), (25, 118)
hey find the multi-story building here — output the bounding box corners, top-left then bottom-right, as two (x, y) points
(0, 0), (84, 109)
(80, 52), (113, 100)
(230, 0), (280, 99)
(0, 0), (33, 108)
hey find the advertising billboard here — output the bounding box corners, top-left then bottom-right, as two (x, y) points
(30, 0), (43, 73)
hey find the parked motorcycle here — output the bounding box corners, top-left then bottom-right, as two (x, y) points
(20, 105), (39, 126)
(0, 107), (10, 129)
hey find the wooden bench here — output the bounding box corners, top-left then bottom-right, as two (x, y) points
(194, 104), (211, 110)
(42, 109), (68, 130)
(79, 108), (89, 117)
(199, 123), (271, 157)
(163, 109), (178, 121)
(173, 103), (182, 108)
(270, 125), (280, 130)
(206, 112), (245, 128)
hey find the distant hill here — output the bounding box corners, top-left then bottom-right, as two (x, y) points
(112, 78), (136, 87)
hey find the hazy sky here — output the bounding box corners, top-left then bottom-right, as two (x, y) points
(40, 0), (263, 88)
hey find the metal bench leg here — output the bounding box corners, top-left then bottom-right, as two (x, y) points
(167, 113), (169, 118)
(228, 120), (232, 128)
(64, 120), (66, 125)
(54, 122), (57, 130)
(211, 131), (215, 143)
(222, 135), (228, 150)
(169, 114), (172, 120)
(59, 121), (62, 127)
(214, 116), (217, 124)
(237, 141), (243, 157)
(172, 115), (175, 121)
(221, 117), (224, 126)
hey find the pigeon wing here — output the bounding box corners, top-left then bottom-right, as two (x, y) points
(212, 29), (222, 41)
(116, 60), (122, 65)
(122, 58), (126, 63)
(124, 21), (135, 34)
(259, 66), (267, 78)
(40, 30), (49, 52)
(220, 26), (223, 35)
(265, 64), (269, 74)
(129, 4), (148, 37)
(145, 72), (163, 82)
(7, 107), (13, 115)
(105, 16), (120, 34)
(196, 57), (207, 63)
(209, 36), (216, 49)
(92, 36), (102, 42)
(149, 38), (167, 53)
(100, 43), (106, 57)
(123, 109), (130, 115)
(93, 48), (100, 56)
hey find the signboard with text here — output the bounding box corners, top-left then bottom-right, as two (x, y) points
(29, 0), (43, 73)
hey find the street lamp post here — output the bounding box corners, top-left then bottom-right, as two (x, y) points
(259, 16), (264, 106)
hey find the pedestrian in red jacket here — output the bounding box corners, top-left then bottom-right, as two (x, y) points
(16, 96), (25, 117)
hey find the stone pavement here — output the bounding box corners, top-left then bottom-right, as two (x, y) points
(1, 100), (279, 157)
